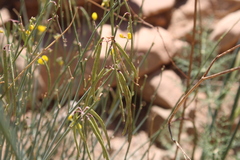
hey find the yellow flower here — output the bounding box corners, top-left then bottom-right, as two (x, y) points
(37, 25), (47, 33)
(91, 12), (98, 21)
(119, 33), (125, 38)
(101, 0), (110, 7)
(37, 55), (49, 65)
(110, 48), (115, 55)
(127, 32), (132, 39)
(77, 123), (82, 129)
(0, 30), (4, 33)
(56, 57), (64, 66)
(25, 30), (31, 35)
(53, 33), (61, 40)
(68, 115), (73, 121)
(58, 60), (64, 66)
(29, 24), (35, 31)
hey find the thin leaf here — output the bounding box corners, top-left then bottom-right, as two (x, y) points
(88, 109), (111, 149)
(88, 116), (109, 160)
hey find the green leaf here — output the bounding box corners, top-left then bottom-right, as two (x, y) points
(88, 109), (111, 149)
(88, 116), (110, 160)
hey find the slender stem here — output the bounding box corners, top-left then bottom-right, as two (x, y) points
(203, 66), (240, 80)
(222, 117), (240, 159)
(174, 0), (198, 158)
(203, 44), (240, 77)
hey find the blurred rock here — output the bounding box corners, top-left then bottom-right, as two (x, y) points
(0, 8), (11, 26)
(128, 0), (175, 27)
(210, 10), (240, 53)
(167, 8), (193, 40)
(148, 106), (171, 135)
(177, 0), (211, 17)
(169, 0), (240, 42)
(130, 0), (175, 16)
(139, 69), (183, 109)
(168, 0), (212, 41)
(108, 130), (172, 159)
(210, 0), (240, 18)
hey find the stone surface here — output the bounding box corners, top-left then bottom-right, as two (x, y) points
(139, 69), (183, 109)
(168, 0), (213, 41)
(177, 0), (211, 17)
(209, 0), (240, 18)
(127, 0), (175, 27)
(210, 10), (240, 53)
(167, 8), (193, 40)
(107, 130), (172, 159)
(147, 106), (171, 136)
(0, 8), (11, 26)
(169, 0), (240, 42)
(130, 0), (175, 16)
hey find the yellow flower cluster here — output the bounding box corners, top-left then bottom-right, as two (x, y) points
(101, 0), (110, 7)
(37, 55), (49, 65)
(68, 114), (82, 129)
(25, 24), (46, 36)
(119, 32), (132, 39)
(29, 24), (35, 31)
(56, 57), (64, 66)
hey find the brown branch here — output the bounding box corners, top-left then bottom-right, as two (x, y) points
(174, 0), (198, 158)
(168, 44), (240, 141)
(204, 66), (240, 80)
(203, 44), (240, 77)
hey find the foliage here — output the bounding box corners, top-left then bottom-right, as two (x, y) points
(0, 0), (239, 160)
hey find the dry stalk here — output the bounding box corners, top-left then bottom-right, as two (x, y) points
(174, 0), (198, 159)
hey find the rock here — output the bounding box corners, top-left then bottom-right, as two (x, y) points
(130, 0), (175, 16)
(139, 69), (183, 109)
(0, 8), (11, 26)
(209, 0), (240, 18)
(167, 8), (193, 40)
(210, 10), (240, 53)
(128, 0), (175, 27)
(177, 0), (211, 17)
(168, 0), (213, 41)
(130, 27), (180, 71)
(108, 130), (171, 159)
(147, 106), (171, 136)
(169, 0), (240, 42)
